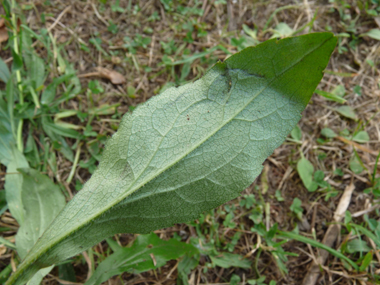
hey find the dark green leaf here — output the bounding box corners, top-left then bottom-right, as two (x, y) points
(210, 252), (251, 269)
(0, 236), (16, 249)
(353, 85), (361, 96)
(362, 29), (380, 40)
(42, 117), (74, 161)
(297, 157), (318, 192)
(289, 198), (303, 220)
(336, 106), (357, 120)
(349, 155), (364, 174)
(58, 263), (76, 284)
(24, 134), (41, 168)
(313, 170), (325, 183)
(23, 51), (45, 89)
(4, 146), (29, 225)
(0, 58), (11, 83)
(290, 125), (302, 141)
(11, 48), (23, 72)
(359, 251), (373, 272)
(248, 276), (266, 285)
(346, 239), (371, 254)
(0, 191), (6, 213)
(0, 96), (16, 165)
(321, 128), (337, 138)
(331, 85), (345, 97)
(84, 233), (198, 285)
(177, 254), (199, 285)
(352, 131), (370, 143)
(315, 89), (346, 103)
(0, 264), (12, 284)
(43, 120), (80, 139)
(41, 74), (75, 105)
(230, 274), (241, 285)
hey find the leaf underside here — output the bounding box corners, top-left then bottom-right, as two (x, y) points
(7, 33), (337, 285)
(16, 168), (66, 260)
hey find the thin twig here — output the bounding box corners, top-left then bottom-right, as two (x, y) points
(351, 204), (380, 218)
(92, 3), (109, 26)
(47, 275), (83, 285)
(302, 180), (355, 285)
(47, 6), (71, 32)
(336, 136), (379, 156)
(82, 251), (93, 281)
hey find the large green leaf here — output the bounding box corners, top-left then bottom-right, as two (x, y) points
(4, 146), (29, 225)
(0, 79), (17, 166)
(177, 254), (200, 285)
(6, 33), (337, 285)
(84, 233), (198, 285)
(23, 50), (46, 89)
(15, 168), (66, 285)
(41, 117), (74, 162)
(16, 168), (66, 259)
(296, 156), (318, 192)
(25, 266), (54, 285)
(210, 252), (251, 269)
(0, 75), (29, 237)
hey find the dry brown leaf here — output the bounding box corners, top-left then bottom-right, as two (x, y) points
(17, 18), (21, 32)
(96, 67), (126, 84)
(0, 17), (21, 44)
(375, 17), (380, 28)
(336, 136), (378, 156)
(0, 18), (9, 43)
(0, 245), (7, 257)
(302, 182), (355, 285)
(0, 29), (8, 43)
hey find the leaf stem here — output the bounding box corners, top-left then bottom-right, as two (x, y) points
(277, 230), (359, 271)
(11, 0), (24, 152)
(28, 86), (41, 109)
(66, 142), (82, 184)
(16, 120), (24, 153)
(263, 5), (300, 31)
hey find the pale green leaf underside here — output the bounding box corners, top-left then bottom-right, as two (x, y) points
(25, 266), (54, 285)
(7, 33), (337, 285)
(16, 168), (66, 259)
(4, 146), (29, 225)
(15, 168), (66, 283)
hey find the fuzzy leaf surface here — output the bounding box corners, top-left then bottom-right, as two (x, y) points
(16, 168), (66, 259)
(7, 33), (337, 285)
(4, 146), (29, 225)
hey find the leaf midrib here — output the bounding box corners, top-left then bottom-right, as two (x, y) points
(16, 35), (332, 282)
(118, 35), (331, 209)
